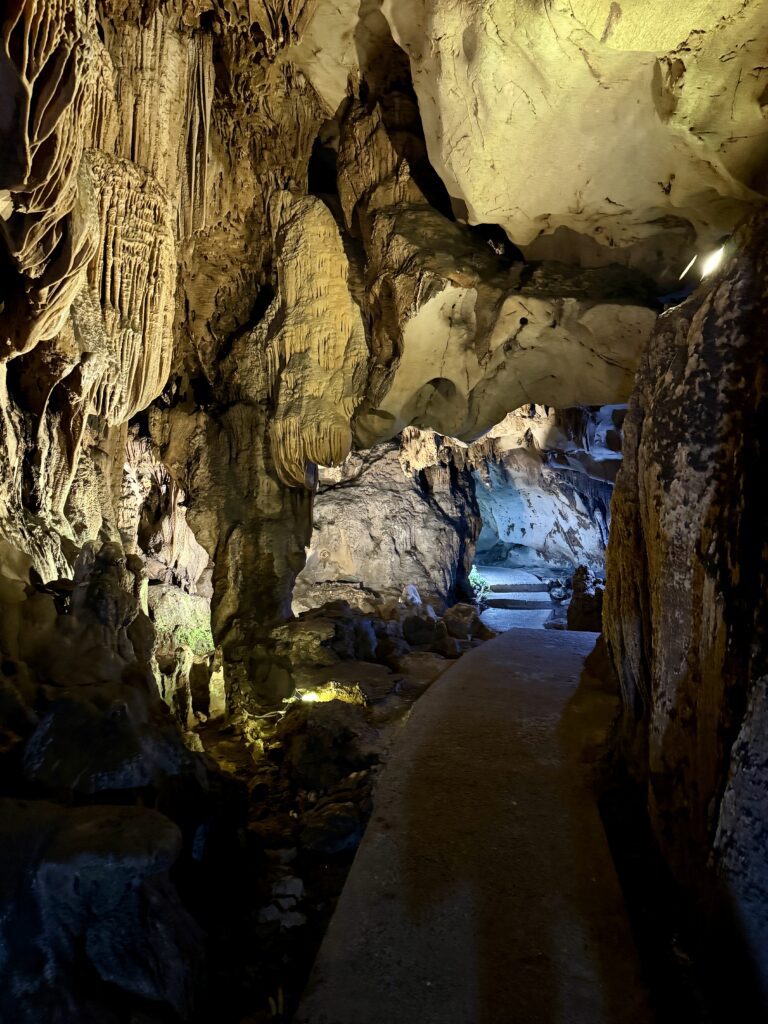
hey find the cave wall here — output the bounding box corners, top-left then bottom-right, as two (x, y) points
(296, 405), (620, 612)
(0, 0), (670, 709)
(472, 406), (618, 572)
(604, 213), (768, 992)
(0, 0), (331, 705)
(294, 428), (480, 614)
(0, 1), (766, 1017)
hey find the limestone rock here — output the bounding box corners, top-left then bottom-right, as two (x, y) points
(383, 0), (768, 282)
(714, 678), (768, 1002)
(402, 614), (438, 648)
(566, 566), (604, 633)
(84, 150), (176, 424)
(228, 192), (369, 488)
(0, 799), (203, 1022)
(300, 797), (366, 855)
(149, 584), (214, 659)
(119, 431), (211, 595)
(272, 700), (380, 791)
(441, 602), (493, 642)
(355, 204), (658, 445)
(472, 440), (613, 573)
(394, 651), (449, 690)
(604, 213), (768, 981)
(294, 429), (480, 613)
(0, 0), (99, 357)
(287, 0), (393, 115)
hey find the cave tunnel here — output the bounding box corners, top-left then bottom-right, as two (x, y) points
(1, 2), (767, 1024)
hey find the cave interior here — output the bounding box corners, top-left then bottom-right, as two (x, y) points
(0, 2), (767, 1022)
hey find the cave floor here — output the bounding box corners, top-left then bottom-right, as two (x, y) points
(294, 629), (653, 1024)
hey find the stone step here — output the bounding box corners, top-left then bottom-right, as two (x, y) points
(488, 582), (551, 593)
(485, 596), (553, 610)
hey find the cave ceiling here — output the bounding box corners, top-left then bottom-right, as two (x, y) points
(295, 0), (768, 281)
(0, 0), (765, 576)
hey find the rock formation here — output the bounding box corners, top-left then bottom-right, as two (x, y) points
(294, 428), (480, 614)
(295, 405), (619, 615)
(382, 0), (768, 282)
(605, 212), (768, 992)
(472, 406), (618, 571)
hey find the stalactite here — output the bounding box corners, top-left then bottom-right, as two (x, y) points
(216, 0), (316, 56)
(85, 149), (176, 424)
(246, 193), (368, 488)
(181, 31), (214, 238)
(0, 0), (100, 357)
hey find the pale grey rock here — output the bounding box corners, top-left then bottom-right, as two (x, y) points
(472, 406), (617, 572)
(382, 0), (768, 282)
(294, 430), (480, 614)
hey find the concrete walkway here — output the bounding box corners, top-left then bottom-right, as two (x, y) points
(295, 629), (654, 1024)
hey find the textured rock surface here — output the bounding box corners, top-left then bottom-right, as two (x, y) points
(297, 406), (618, 612)
(604, 213), (768, 986)
(566, 565), (604, 632)
(383, 0), (768, 282)
(227, 191), (368, 488)
(294, 429), (480, 613)
(0, 0), (99, 358)
(472, 406), (617, 571)
(0, 1), (767, 1016)
(0, 800), (203, 1024)
(0, 1), (328, 701)
(2, 0), (762, 708)
(354, 202), (658, 446)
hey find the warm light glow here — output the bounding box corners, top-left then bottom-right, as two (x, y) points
(678, 254), (697, 280)
(300, 691), (321, 702)
(700, 245), (725, 279)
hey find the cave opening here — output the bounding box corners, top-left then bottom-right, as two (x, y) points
(471, 404), (619, 634)
(294, 404), (620, 639)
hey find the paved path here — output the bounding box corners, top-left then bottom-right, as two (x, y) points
(296, 629), (654, 1024)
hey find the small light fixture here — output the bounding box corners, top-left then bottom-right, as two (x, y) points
(678, 254), (698, 280)
(700, 245), (726, 279)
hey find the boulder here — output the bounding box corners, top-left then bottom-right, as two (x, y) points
(22, 691), (207, 801)
(566, 566), (604, 632)
(300, 800), (366, 855)
(402, 614), (438, 647)
(0, 799), (204, 1023)
(395, 652), (450, 691)
(271, 701), (380, 791)
(441, 602), (494, 641)
(429, 622), (463, 659)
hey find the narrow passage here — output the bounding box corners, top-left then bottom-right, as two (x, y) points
(296, 629), (653, 1024)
